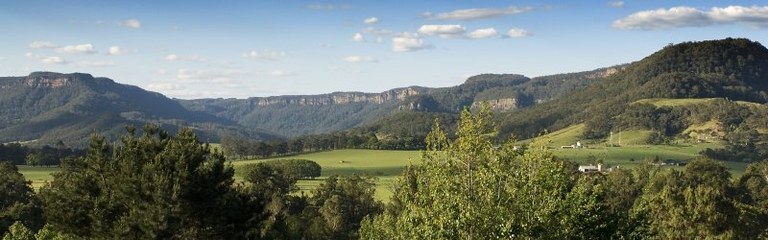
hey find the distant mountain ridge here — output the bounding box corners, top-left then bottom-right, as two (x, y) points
(5, 38), (765, 147)
(0, 72), (276, 147)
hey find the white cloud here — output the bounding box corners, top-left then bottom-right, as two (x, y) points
(423, 6), (532, 21)
(147, 82), (184, 91)
(176, 69), (241, 83)
(26, 53), (68, 64)
(507, 28), (531, 38)
(343, 55), (378, 63)
(29, 41), (57, 49)
(418, 24), (466, 38)
(41, 56), (67, 64)
(306, 4), (352, 10)
(108, 46), (134, 55)
(119, 19), (142, 29)
(77, 60), (115, 67)
(56, 44), (98, 54)
(363, 27), (395, 37)
(364, 16), (379, 24)
(165, 54), (206, 62)
(709, 5), (768, 25)
(608, 1), (624, 8)
(613, 5), (768, 30)
(467, 28), (498, 39)
(242, 49), (286, 60)
(352, 33), (365, 42)
(267, 69), (295, 77)
(392, 33), (431, 52)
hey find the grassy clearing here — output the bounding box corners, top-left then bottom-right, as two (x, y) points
(17, 165), (57, 189)
(231, 149), (421, 201)
(634, 98), (720, 107)
(532, 124), (585, 147)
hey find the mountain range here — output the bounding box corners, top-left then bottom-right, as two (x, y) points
(2, 38), (767, 148)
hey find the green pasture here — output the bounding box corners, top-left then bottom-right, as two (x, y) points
(17, 165), (57, 189)
(231, 149), (421, 200)
(634, 97), (762, 108)
(15, 144), (751, 200)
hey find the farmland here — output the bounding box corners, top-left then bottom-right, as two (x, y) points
(18, 142), (749, 201)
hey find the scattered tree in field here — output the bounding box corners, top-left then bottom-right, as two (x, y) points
(254, 159), (321, 180)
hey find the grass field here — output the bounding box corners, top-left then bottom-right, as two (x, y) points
(16, 144), (750, 201)
(17, 165), (58, 189)
(231, 149), (421, 200)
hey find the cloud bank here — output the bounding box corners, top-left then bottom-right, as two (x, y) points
(614, 5), (768, 30)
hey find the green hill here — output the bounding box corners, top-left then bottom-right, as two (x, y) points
(499, 38), (768, 142)
(0, 72), (278, 147)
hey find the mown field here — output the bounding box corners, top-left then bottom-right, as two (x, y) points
(231, 149), (421, 200)
(17, 144), (749, 201)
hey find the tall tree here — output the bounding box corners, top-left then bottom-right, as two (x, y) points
(39, 126), (237, 239)
(0, 161), (42, 236)
(361, 104), (581, 239)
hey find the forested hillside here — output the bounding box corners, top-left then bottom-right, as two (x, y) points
(499, 38), (768, 143)
(0, 72), (276, 147)
(180, 69), (616, 137)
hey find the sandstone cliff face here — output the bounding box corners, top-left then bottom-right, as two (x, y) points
(24, 74), (73, 88)
(253, 87), (422, 106)
(585, 67), (622, 79)
(471, 98), (518, 111)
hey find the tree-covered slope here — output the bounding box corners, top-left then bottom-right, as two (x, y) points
(499, 38), (768, 141)
(0, 72), (276, 147)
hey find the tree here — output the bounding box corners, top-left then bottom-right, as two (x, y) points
(2, 222), (34, 240)
(631, 157), (739, 238)
(39, 125), (238, 239)
(733, 160), (768, 238)
(312, 175), (382, 239)
(0, 161), (42, 236)
(257, 159), (322, 180)
(361, 104), (581, 239)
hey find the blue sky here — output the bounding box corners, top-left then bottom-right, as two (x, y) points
(1, 1), (768, 98)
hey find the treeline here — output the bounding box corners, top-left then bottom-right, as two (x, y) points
(0, 125), (382, 239)
(0, 142), (84, 166)
(221, 132), (425, 159)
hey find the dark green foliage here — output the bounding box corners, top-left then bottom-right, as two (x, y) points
(39, 126), (238, 239)
(238, 163), (381, 239)
(311, 175), (383, 239)
(260, 159), (321, 180)
(0, 162), (42, 236)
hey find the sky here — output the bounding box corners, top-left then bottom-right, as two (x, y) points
(1, 1), (768, 99)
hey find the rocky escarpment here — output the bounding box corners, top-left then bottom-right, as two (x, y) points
(24, 72), (74, 88)
(471, 98), (518, 111)
(251, 87), (422, 106)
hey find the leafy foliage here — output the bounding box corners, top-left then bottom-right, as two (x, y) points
(39, 126), (238, 239)
(0, 162), (42, 236)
